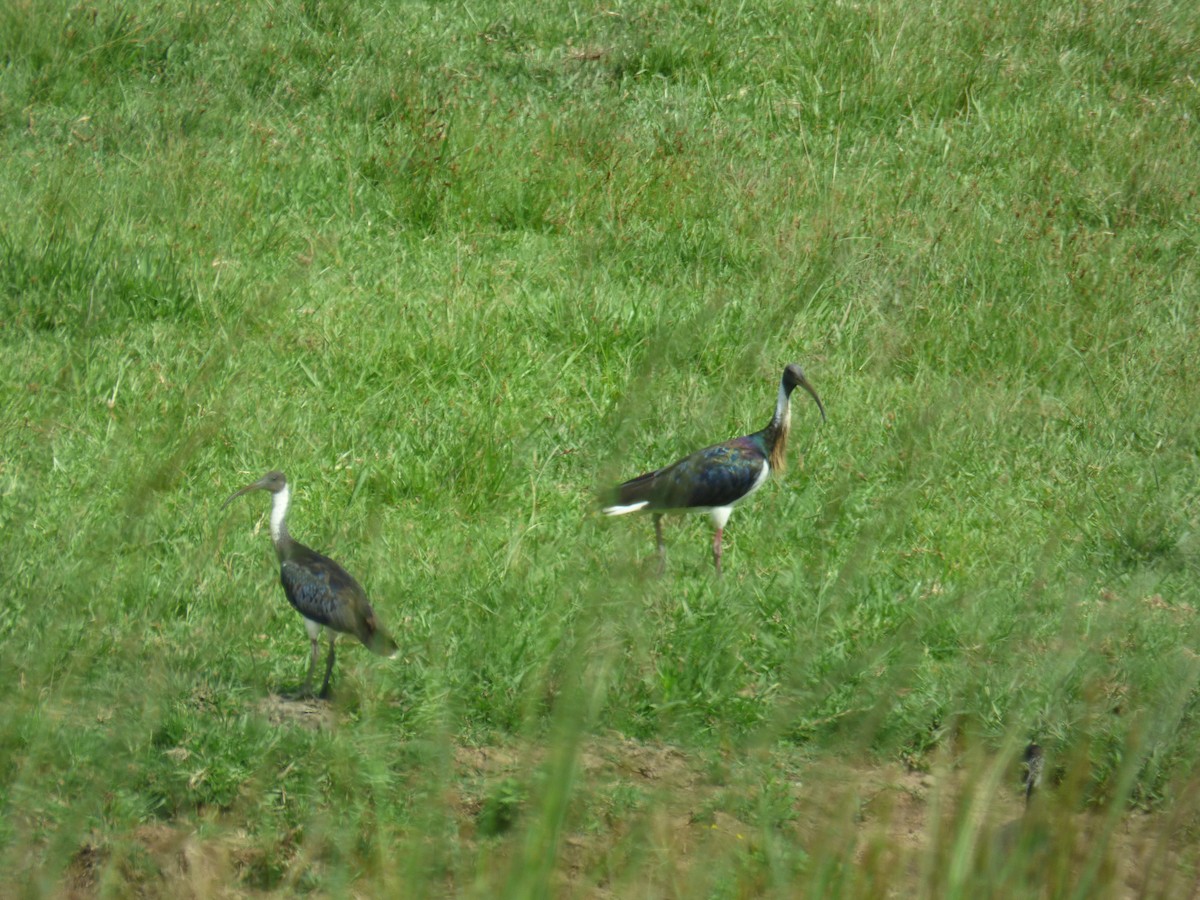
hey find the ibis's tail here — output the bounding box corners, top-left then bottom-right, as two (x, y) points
(370, 629), (399, 658)
(601, 469), (661, 516)
(361, 615), (400, 658)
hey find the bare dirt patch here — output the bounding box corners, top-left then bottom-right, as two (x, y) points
(253, 695), (337, 731)
(53, 735), (1199, 898)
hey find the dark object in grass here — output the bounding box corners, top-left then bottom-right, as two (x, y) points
(1023, 742), (1044, 809)
(987, 742), (1052, 877)
(222, 470), (398, 699)
(477, 776), (524, 837)
(603, 364), (825, 575)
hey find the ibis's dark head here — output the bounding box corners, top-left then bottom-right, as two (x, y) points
(782, 363), (826, 422)
(221, 470), (288, 510)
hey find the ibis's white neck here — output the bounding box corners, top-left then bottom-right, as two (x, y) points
(771, 380), (792, 431)
(270, 483), (290, 543)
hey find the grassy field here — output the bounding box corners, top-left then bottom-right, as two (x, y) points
(3, 0), (1200, 895)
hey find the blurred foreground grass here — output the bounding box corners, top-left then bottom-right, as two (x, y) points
(2, 0), (1199, 894)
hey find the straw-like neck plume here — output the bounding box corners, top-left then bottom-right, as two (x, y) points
(766, 379), (792, 474)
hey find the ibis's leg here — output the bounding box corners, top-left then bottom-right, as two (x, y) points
(318, 633), (337, 699)
(653, 514), (665, 576)
(709, 509), (732, 577)
(284, 638), (320, 699)
(296, 620), (322, 699)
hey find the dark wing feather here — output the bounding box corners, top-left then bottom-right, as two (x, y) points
(280, 544), (396, 655)
(615, 436), (768, 511)
(280, 556), (361, 633)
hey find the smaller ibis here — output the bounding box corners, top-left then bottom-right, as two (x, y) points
(222, 470), (398, 699)
(603, 364), (825, 575)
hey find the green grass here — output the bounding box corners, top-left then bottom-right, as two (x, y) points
(3, 0), (1200, 894)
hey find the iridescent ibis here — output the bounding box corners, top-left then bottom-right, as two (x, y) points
(222, 470), (397, 698)
(602, 364), (825, 575)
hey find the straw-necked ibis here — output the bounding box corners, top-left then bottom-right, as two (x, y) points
(222, 470), (397, 699)
(603, 364), (825, 575)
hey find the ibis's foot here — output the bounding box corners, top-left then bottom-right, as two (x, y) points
(318, 684), (333, 701)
